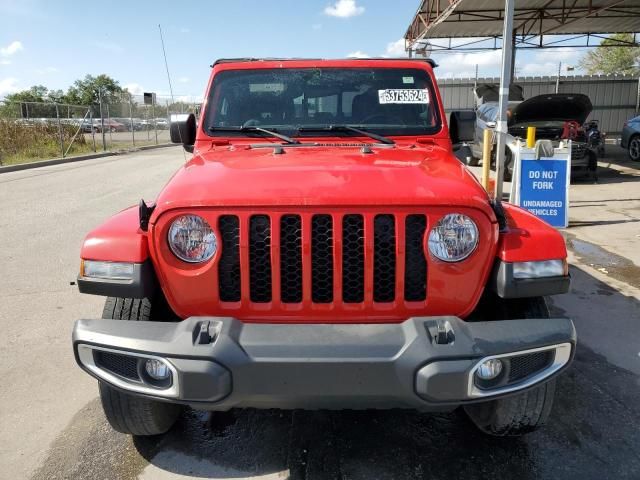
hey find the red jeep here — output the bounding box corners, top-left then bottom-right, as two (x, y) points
(73, 58), (574, 437)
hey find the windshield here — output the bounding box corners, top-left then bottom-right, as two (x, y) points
(205, 68), (441, 138)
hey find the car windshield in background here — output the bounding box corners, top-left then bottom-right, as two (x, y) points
(205, 68), (441, 138)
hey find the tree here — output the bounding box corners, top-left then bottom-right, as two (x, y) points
(5, 85), (50, 103)
(579, 33), (640, 75)
(64, 74), (125, 105)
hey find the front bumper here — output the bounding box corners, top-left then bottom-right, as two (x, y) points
(73, 316), (575, 411)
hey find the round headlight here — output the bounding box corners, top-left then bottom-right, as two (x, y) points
(168, 215), (217, 263)
(428, 213), (479, 262)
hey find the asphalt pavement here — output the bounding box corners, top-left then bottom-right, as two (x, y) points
(1, 146), (639, 480)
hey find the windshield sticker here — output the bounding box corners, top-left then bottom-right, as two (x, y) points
(402, 76), (414, 84)
(378, 89), (429, 104)
(249, 83), (285, 93)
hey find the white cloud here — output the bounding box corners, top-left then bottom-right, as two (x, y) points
(433, 50), (502, 78)
(124, 83), (144, 95)
(0, 59), (11, 65)
(177, 76), (190, 83)
(0, 40), (23, 57)
(347, 51), (370, 58)
(514, 48), (583, 76)
(0, 77), (21, 97)
(324, 0), (364, 18)
(384, 39), (406, 57)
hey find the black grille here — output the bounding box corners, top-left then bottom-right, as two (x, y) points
(508, 351), (554, 383)
(218, 212), (429, 305)
(218, 215), (241, 302)
(94, 351), (139, 380)
(249, 215), (272, 303)
(342, 214), (365, 303)
(404, 215), (427, 301)
(280, 215), (303, 303)
(373, 214), (396, 302)
(311, 215), (334, 303)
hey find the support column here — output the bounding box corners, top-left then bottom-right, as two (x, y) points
(494, 0), (516, 201)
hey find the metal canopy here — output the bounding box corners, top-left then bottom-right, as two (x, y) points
(405, 0), (640, 50)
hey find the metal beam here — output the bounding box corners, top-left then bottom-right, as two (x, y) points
(540, 0), (628, 34)
(495, 0), (516, 201)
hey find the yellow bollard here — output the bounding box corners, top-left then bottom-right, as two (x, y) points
(481, 129), (492, 192)
(526, 126), (536, 148)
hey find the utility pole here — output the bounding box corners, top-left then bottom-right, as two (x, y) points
(98, 89), (106, 152)
(494, 0), (516, 201)
(556, 61), (562, 93)
(474, 64), (479, 91)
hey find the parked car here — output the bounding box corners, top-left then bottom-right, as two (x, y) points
(154, 118), (169, 129)
(73, 58), (575, 439)
(621, 115), (640, 161)
(92, 119), (127, 133)
(456, 85), (596, 181)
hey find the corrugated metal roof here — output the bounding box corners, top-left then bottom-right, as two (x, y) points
(405, 0), (640, 43)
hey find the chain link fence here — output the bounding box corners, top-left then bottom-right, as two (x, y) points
(0, 94), (201, 166)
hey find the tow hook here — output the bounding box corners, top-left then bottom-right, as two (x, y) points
(194, 320), (218, 345)
(426, 319), (455, 345)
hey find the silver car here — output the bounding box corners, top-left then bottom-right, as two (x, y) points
(621, 115), (640, 161)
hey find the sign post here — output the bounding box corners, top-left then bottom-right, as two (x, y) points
(511, 141), (571, 228)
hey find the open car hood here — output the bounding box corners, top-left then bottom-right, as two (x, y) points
(510, 93), (592, 125)
(474, 84), (524, 105)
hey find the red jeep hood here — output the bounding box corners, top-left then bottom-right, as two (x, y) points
(153, 143), (494, 218)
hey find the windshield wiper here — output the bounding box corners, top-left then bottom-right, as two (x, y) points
(209, 126), (300, 144)
(296, 125), (395, 145)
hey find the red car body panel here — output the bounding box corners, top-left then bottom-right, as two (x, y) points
(151, 144), (493, 214)
(497, 203), (568, 262)
(147, 205), (498, 322)
(79, 58), (568, 323)
(81, 207), (149, 262)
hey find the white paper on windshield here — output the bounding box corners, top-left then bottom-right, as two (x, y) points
(378, 89), (429, 104)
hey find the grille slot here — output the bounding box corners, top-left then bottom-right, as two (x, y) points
(94, 351), (140, 381)
(218, 215), (241, 302)
(249, 215), (272, 303)
(280, 214), (303, 303)
(342, 214), (365, 303)
(373, 214), (396, 302)
(311, 214), (334, 303)
(404, 214), (427, 301)
(508, 351), (554, 383)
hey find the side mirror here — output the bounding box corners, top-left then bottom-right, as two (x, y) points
(170, 113), (196, 153)
(449, 110), (476, 144)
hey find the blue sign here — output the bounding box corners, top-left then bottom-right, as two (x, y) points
(519, 158), (568, 228)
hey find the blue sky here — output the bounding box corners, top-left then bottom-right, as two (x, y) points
(0, 0), (589, 99)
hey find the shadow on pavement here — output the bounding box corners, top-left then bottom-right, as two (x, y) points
(132, 335), (640, 480)
(133, 266), (640, 480)
(33, 266), (640, 480)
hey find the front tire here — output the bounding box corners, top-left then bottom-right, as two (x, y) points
(98, 297), (182, 436)
(464, 296), (557, 436)
(629, 135), (640, 161)
(99, 381), (182, 436)
(464, 378), (556, 436)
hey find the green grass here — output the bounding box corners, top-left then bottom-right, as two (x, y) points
(0, 120), (96, 166)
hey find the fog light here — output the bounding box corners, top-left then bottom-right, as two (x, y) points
(476, 358), (503, 380)
(144, 359), (170, 380)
